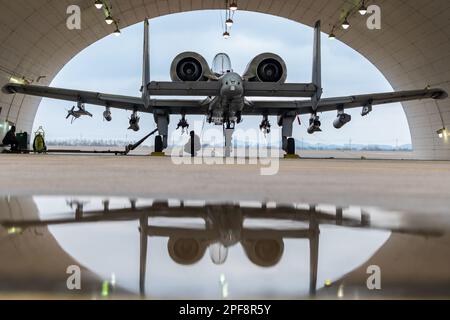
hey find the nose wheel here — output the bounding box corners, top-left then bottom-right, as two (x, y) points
(223, 123), (234, 157)
(225, 120), (235, 130)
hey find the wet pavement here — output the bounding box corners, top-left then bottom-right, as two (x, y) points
(0, 196), (449, 299)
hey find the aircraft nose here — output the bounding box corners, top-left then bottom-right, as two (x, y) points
(226, 82), (242, 96)
(221, 74), (243, 97)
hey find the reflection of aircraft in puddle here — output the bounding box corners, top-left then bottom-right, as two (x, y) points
(0, 200), (442, 297)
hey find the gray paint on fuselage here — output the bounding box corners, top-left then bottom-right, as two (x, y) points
(208, 72), (244, 124)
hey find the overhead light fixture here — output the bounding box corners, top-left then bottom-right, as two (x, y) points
(329, 28), (336, 40)
(437, 128), (447, 139)
(9, 76), (27, 84)
(226, 18), (234, 27)
(223, 31), (230, 39)
(358, 1), (367, 15)
(229, 2), (238, 11)
(94, 0), (103, 10)
(342, 17), (350, 30)
(7, 227), (23, 235)
(105, 15), (114, 25)
(113, 27), (121, 36)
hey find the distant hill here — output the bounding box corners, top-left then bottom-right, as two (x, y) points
(46, 138), (412, 152)
(230, 139), (412, 152)
(292, 139), (412, 151)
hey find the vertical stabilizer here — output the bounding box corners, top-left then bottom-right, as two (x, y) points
(142, 19), (150, 107)
(311, 20), (322, 111)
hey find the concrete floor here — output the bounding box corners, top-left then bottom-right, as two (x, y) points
(1, 152), (450, 299)
(1, 153), (450, 215)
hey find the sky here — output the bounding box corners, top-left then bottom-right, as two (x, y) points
(33, 10), (412, 146)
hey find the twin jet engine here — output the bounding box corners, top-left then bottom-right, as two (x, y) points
(170, 51), (287, 83)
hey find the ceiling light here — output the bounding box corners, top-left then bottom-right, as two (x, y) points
(7, 227), (23, 235)
(9, 76), (26, 84)
(342, 18), (350, 30)
(105, 15), (114, 25)
(94, 0), (103, 10)
(226, 18), (233, 27)
(229, 2), (238, 11)
(437, 128), (447, 139)
(358, 1), (367, 15)
(223, 31), (230, 39)
(329, 28), (336, 40)
(113, 27), (121, 36)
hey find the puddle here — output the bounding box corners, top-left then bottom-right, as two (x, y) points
(0, 196), (448, 299)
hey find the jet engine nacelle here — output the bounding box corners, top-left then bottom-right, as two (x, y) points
(242, 238), (284, 267)
(168, 237), (206, 265)
(170, 52), (214, 82)
(243, 53), (287, 83)
(333, 113), (352, 129)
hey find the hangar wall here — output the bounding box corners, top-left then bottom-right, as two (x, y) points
(0, 0), (449, 159)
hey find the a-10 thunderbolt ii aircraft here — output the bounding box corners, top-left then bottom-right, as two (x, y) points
(3, 19), (447, 154)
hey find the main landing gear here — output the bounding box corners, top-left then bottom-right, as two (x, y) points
(278, 115), (298, 157)
(152, 113), (169, 155)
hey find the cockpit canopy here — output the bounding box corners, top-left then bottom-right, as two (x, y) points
(211, 53), (233, 76)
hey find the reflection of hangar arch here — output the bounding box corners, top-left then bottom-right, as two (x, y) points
(0, 1), (448, 159)
(0, 197), (103, 294)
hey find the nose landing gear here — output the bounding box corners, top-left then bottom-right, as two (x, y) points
(225, 120), (235, 130)
(223, 119), (235, 157)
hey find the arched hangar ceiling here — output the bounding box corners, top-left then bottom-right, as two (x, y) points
(0, 0), (449, 159)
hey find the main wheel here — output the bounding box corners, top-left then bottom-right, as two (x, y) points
(155, 135), (163, 153)
(287, 137), (295, 155)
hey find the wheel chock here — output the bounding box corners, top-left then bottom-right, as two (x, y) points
(284, 154), (300, 159)
(150, 152), (166, 157)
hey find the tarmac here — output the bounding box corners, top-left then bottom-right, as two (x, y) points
(1, 151), (450, 215)
(1, 150), (450, 299)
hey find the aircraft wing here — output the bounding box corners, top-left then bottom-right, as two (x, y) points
(244, 88), (448, 115)
(2, 83), (207, 114)
(3, 83), (145, 111)
(148, 98), (208, 114)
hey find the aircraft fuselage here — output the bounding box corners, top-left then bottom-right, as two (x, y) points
(208, 72), (245, 126)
